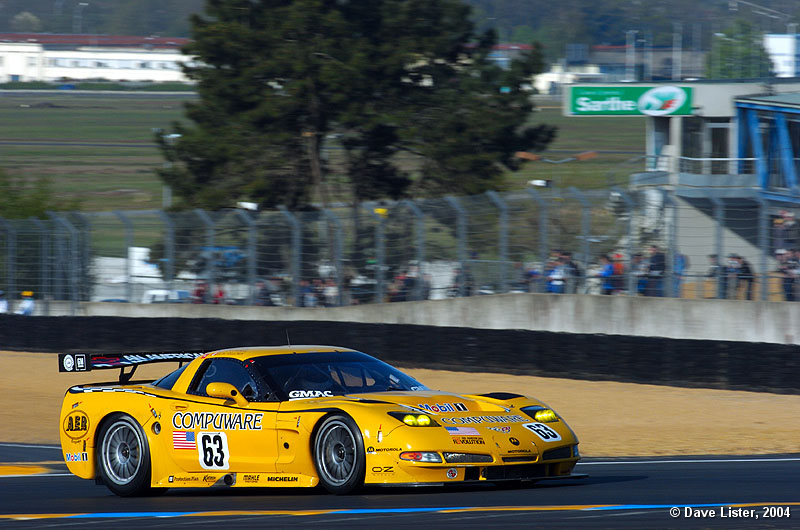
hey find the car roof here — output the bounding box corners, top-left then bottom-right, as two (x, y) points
(206, 345), (357, 361)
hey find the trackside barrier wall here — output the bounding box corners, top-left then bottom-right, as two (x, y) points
(0, 315), (798, 394)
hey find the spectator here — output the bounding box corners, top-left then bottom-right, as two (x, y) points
(0, 290), (7, 314)
(323, 278), (338, 306)
(725, 254), (741, 299)
(673, 251), (689, 297)
(546, 257), (568, 294)
(734, 254), (754, 300)
(561, 251), (584, 294)
(212, 284), (226, 304)
(255, 280), (274, 306)
(299, 279), (316, 307)
(645, 245), (665, 297)
(192, 281), (208, 304)
(597, 254), (615, 295)
(611, 253), (625, 292)
(15, 290), (34, 316)
(776, 249), (795, 301)
(631, 253), (648, 295)
(451, 267), (474, 297)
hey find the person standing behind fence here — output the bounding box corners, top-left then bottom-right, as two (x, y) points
(15, 291), (34, 315)
(562, 251), (583, 294)
(597, 254), (615, 295)
(645, 245), (665, 297)
(673, 251), (689, 297)
(733, 254), (754, 300)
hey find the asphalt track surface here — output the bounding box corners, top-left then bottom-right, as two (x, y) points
(1, 444), (799, 528)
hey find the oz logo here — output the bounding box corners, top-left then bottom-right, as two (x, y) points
(638, 86), (686, 116)
(522, 422), (562, 442)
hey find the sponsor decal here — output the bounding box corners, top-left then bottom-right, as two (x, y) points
(171, 411), (263, 431)
(366, 446), (401, 453)
(62, 355), (74, 372)
(417, 402), (468, 413)
(288, 390), (333, 399)
(203, 474), (217, 483)
(173, 431), (196, 450)
(522, 422), (562, 442)
(168, 476), (174, 483)
(487, 426), (511, 433)
(64, 452), (88, 462)
(509, 437), (520, 446)
(444, 426), (480, 436)
(75, 354), (86, 370)
(242, 474), (259, 483)
(91, 352), (203, 368)
(446, 468), (458, 479)
(198, 432), (230, 470)
(371, 466), (394, 473)
(172, 476), (200, 482)
(453, 437), (485, 445)
(71, 401), (81, 409)
(507, 449), (532, 454)
(267, 476), (299, 482)
(63, 411), (90, 440)
(440, 414), (527, 425)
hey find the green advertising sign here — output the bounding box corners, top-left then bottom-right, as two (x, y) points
(567, 86), (693, 116)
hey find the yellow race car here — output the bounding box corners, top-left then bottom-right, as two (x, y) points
(58, 346), (583, 496)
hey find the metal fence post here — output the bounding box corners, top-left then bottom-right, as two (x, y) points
(755, 194), (769, 301)
(278, 206), (302, 307)
(157, 211), (175, 291)
(235, 210), (257, 305)
(29, 217), (50, 315)
(47, 212), (79, 315)
(486, 191), (509, 293)
(445, 196), (468, 297)
(363, 204), (386, 303)
(322, 209), (344, 306)
(71, 213), (91, 302)
(661, 190), (678, 297)
(113, 211), (134, 304)
(709, 196), (725, 299)
(568, 187), (591, 276)
(612, 187), (635, 295)
(525, 188), (549, 293)
(403, 200), (426, 301)
(193, 209), (215, 303)
(0, 217), (16, 310)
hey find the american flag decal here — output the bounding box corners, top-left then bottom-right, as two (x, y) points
(173, 431), (196, 450)
(445, 426), (480, 436)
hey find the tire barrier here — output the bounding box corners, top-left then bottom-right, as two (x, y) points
(1, 315), (798, 394)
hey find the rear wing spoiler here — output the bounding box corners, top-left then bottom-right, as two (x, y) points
(58, 351), (206, 383)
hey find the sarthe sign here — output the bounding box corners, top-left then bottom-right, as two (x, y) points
(567, 85), (693, 116)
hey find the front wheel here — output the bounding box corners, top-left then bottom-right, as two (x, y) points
(313, 414), (365, 494)
(97, 413), (152, 496)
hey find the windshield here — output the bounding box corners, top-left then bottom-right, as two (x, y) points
(247, 351), (428, 400)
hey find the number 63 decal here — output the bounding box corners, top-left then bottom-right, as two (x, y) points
(198, 431), (230, 470)
(522, 422), (562, 442)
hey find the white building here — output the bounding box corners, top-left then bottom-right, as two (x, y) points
(764, 34), (800, 78)
(0, 33), (192, 83)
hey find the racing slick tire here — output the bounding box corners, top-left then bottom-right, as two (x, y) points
(313, 414), (366, 494)
(97, 413), (153, 496)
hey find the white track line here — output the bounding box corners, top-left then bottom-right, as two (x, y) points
(578, 457), (800, 465)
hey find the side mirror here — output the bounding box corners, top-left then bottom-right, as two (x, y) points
(206, 382), (249, 407)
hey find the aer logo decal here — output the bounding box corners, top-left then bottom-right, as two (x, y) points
(63, 411), (90, 440)
(289, 390), (333, 399)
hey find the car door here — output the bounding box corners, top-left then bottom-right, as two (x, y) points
(167, 357), (278, 473)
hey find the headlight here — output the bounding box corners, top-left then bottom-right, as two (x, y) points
(400, 451), (442, 463)
(521, 406), (559, 423)
(388, 411), (439, 427)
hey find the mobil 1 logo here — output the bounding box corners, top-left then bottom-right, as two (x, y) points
(198, 431), (230, 470)
(522, 422), (561, 442)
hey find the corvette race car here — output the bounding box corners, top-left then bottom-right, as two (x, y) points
(58, 346), (583, 496)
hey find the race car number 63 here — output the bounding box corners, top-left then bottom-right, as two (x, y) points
(198, 431), (230, 470)
(523, 422), (562, 442)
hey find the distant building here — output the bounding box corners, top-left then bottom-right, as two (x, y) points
(0, 33), (192, 83)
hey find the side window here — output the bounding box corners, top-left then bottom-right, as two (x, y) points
(189, 358), (262, 400)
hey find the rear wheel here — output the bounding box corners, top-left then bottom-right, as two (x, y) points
(97, 413), (152, 496)
(313, 414), (365, 494)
